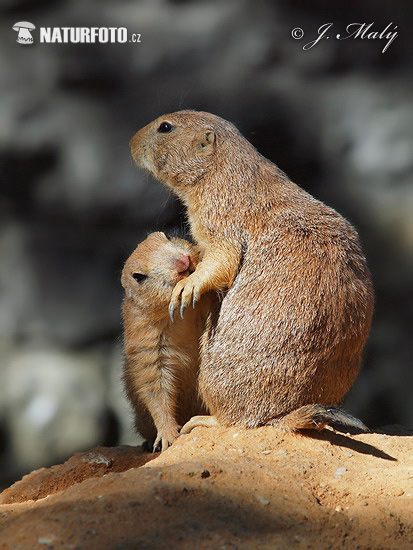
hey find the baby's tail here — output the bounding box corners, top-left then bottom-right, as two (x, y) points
(268, 404), (369, 433)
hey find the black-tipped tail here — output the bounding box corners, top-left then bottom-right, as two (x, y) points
(270, 404), (369, 432)
(310, 406), (369, 432)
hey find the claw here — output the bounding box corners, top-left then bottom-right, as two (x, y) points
(169, 302), (176, 322)
(192, 291), (199, 308)
(180, 303), (186, 318)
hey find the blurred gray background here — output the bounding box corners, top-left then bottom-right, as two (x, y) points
(0, 0), (412, 488)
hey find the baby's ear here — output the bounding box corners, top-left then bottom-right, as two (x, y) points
(194, 130), (215, 152)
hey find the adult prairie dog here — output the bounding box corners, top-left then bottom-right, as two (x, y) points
(129, 111), (373, 433)
(121, 232), (211, 451)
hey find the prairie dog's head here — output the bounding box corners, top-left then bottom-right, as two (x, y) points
(129, 110), (244, 192)
(121, 232), (199, 308)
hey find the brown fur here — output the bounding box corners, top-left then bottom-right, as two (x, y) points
(130, 111), (374, 431)
(121, 232), (213, 451)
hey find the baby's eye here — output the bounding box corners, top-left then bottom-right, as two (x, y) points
(157, 121), (173, 133)
(132, 273), (148, 283)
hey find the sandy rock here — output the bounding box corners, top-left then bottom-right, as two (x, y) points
(0, 426), (412, 549)
(0, 446), (154, 505)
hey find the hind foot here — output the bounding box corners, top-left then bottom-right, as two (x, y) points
(180, 415), (220, 434)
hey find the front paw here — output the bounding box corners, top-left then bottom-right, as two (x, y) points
(169, 273), (203, 320)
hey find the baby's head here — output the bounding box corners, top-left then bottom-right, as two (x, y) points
(121, 232), (198, 308)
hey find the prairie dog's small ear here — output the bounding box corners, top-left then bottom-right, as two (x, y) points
(194, 130), (215, 152)
(205, 131), (215, 145)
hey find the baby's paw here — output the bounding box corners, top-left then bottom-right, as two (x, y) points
(153, 426), (180, 453)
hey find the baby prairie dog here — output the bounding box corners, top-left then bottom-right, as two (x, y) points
(121, 232), (211, 452)
(129, 111), (374, 433)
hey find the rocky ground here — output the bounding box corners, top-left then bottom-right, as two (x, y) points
(1, 425), (412, 550)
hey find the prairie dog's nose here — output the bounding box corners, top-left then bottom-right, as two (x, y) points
(129, 131), (140, 150)
(175, 255), (190, 273)
(129, 124), (147, 150)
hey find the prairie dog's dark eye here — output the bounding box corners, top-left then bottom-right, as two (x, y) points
(132, 273), (147, 283)
(157, 122), (173, 133)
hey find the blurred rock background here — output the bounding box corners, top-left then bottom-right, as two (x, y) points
(0, 0), (412, 487)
